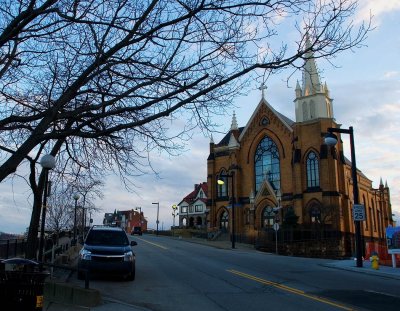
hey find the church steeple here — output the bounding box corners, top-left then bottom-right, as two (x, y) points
(294, 35), (334, 123)
(230, 111), (238, 131)
(302, 37), (322, 96)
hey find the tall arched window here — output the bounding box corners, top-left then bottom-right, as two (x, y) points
(262, 206), (275, 228)
(254, 136), (280, 192)
(220, 210), (229, 231)
(217, 170), (228, 197)
(306, 151), (320, 188)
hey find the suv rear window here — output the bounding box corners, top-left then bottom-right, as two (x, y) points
(85, 230), (129, 246)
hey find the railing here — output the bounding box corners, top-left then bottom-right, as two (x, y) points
(0, 239), (26, 259)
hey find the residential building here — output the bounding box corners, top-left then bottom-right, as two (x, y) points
(178, 183), (208, 229)
(103, 209), (147, 234)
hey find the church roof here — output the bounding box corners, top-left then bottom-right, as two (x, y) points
(216, 127), (245, 146)
(239, 98), (294, 142)
(343, 156), (369, 180)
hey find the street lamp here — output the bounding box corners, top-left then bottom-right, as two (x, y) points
(81, 206), (86, 241)
(73, 193), (80, 245)
(136, 207), (142, 231)
(325, 126), (363, 268)
(273, 189), (282, 255)
(172, 204), (178, 236)
(217, 172), (235, 249)
(249, 189), (255, 228)
(152, 202), (160, 236)
(38, 154), (56, 267)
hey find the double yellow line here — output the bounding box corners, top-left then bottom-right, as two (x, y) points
(135, 237), (168, 249)
(227, 269), (353, 310)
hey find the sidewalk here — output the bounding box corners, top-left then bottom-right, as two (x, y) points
(322, 258), (400, 280)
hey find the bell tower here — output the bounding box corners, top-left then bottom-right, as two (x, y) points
(294, 38), (334, 122)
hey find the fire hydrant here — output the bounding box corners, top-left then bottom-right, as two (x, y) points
(370, 252), (379, 270)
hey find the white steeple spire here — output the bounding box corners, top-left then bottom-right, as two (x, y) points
(294, 35), (334, 122)
(302, 37), (322, 96)
(230, 111), (238, 131)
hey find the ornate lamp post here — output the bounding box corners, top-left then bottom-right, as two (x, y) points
(249, 189), (255, 229)
(172, 204), (178, 236)
(136, 207), (142, 231)
(38, 154), (56, 268)
(217, 172), (235, 249)
(325, 126), (364, 268)
(152, 202), (160, 236)
(73, 193), (80, 245)
(273, 189), (282, 254)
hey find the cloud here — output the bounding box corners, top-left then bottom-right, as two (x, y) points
(355, 0), (400, 25)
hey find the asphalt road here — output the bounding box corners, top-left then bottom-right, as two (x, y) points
(70, 235), (400, 311)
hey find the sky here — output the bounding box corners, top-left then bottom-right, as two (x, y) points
(1, 1), (400, 234)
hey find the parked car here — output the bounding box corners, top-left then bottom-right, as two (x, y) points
(78, 226), (137, 280)
(131, 226), (143, 236)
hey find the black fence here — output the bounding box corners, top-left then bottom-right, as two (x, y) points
(0, 239), (27, 259)
(254, 227), (353, 259)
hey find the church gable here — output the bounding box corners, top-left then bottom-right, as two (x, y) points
(239, 98), (293, 143)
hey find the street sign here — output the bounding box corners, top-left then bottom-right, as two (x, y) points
(353, 204), (366, 221)
(273, 223), (280, 231)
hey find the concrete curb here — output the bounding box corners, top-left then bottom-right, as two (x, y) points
(44, 280), (101, 308)
(321, 261), (400, 280)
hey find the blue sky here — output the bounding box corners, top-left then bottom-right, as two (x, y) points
(1, 1), (399, 234)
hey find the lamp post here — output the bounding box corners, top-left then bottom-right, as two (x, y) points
(136, 207), (142, 231)
(217, 172), (235, 249)
(73, 194), (80, 245)
(325, 126), (363, 268)
(249, 189), (255, 229)
(38, 154), (56, 268)
(273, 189), (282, 255)
(81, 206), (86, 241)
(152, 202), (160, 236)
(172, 204), (178, 236)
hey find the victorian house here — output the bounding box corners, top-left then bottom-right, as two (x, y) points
(178, 182), (208, 229)
(206, 49), (394, 258)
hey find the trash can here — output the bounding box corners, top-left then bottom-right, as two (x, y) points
(0, 258), (49, 311)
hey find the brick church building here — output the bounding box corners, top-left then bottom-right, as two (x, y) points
(206, 49), (394, 258)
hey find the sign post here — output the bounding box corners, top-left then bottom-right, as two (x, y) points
(273, 222), (279, 254)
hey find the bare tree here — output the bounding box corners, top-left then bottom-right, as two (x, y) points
(1, 0), (371, 259)
(0, 0), (371, 182)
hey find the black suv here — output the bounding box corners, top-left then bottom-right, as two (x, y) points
(78, 226), (137, 280)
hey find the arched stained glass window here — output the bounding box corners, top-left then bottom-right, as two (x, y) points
(220, 210), (229, 231)
(217, 170), (228, 197)
(254, 136), (280, 192)
(306, 151), (320, 188)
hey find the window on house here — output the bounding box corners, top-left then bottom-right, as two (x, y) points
(189, 206), (194, 213)
(254, 136), (280, 192)
(195, 205), (203, 212)
(181, 206), (187, 213)
(306, 151), (320, 188)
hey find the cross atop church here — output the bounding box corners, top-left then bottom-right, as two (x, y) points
(258, 84), (267, 100)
